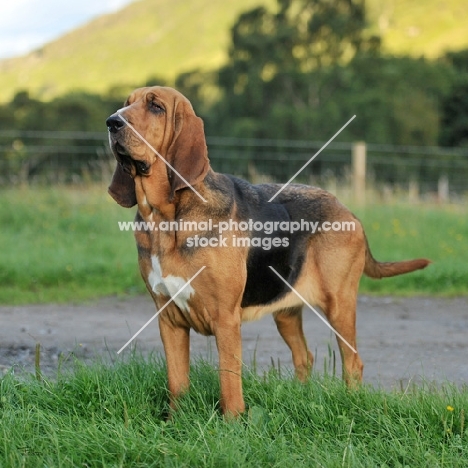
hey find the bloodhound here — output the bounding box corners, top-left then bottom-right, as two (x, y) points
(106, 86), (430, 417)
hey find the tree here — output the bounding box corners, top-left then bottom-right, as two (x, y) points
(215, 0), (377, 138)
(439, 49), (468, 147)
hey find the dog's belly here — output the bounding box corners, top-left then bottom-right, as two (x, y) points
(241, 277), (317, 322)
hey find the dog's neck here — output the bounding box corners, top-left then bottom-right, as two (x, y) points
(135, 163), (216, 216)
(134, 172), (174, 220)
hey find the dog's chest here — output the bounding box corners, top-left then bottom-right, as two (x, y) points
(135, 204), (197, 315)
(145, 254), (194, 314)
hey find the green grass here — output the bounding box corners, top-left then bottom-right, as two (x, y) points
(354, 203), (468, 295)
(0, 185), (143, 304)
(0, 186), (466, 305)
(1, 355), (467, 467)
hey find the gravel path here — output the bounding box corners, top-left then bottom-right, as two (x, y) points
(1, 295), (467, 389)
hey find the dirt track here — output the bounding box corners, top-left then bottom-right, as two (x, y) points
(1, 295), (467, 389)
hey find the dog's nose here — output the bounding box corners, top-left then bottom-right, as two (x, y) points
(106, 114), (126, 133)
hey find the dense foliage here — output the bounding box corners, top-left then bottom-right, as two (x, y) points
(183, 0), (460, 146)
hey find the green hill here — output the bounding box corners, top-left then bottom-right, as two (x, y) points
(0, 0), (273, 102)
(0, 0), (467, 102)
(367, 0), (468, 58)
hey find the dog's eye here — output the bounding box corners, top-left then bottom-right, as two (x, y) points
(147, 95), (165, 114)
(150, 102), (164, 114)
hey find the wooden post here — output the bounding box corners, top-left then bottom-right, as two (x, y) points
(352, 141), (366, 204)
(438, 175), (449, 203)
(409, 179), (419, 203)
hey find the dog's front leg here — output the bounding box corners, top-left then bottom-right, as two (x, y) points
(158, 315), (190, 411)
(214, 316), (245, 417)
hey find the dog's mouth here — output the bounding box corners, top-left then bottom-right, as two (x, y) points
(114, 141), (130, 159)
(113, 142), (151, 176)
(110, 141), (132, 174)
(113, 142), (132, 164)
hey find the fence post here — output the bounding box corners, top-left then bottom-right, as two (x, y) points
(438, 175), (449, 203)
(409, 179), (419, 203)
(352, 141), (366, 204)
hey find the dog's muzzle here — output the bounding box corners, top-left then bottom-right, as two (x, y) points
(106, 114), (126, 133)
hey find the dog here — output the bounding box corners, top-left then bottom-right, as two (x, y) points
(106, 86), (430, 416)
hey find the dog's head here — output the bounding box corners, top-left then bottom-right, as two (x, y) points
(106, 86), (209, 207)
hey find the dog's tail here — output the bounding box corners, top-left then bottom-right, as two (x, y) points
(363, 235), (431, 279)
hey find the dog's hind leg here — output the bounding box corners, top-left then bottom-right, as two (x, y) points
(321, 291), (363, 386)
(308, 224), (366, 386)
(273, 307), (313, 381)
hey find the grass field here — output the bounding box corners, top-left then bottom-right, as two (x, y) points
(1, 187), (467, 466)
(354, 202), (467, 296)
(0, 186), (141, 304)
(1, 355), (467, 467)
(0, 185), (466, 305)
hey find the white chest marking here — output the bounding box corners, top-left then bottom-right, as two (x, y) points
(147, 255), (194, 313)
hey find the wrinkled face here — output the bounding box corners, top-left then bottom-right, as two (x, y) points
(106, 86), (193, 178)
(106, 86), (209, 207)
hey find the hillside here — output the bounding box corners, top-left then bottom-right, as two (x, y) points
(0, 0), (467, 102)
(368, 0), (468, 58)
(0, 0), (273, 102)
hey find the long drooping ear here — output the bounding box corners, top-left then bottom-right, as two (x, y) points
(167, 104), (210, 200)
(108, 163), (137, 207)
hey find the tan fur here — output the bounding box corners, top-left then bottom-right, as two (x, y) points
(107, 86), (430, 417)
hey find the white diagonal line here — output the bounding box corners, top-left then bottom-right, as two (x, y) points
(117, 266), (206, 354)
(116, 114), (207, 203)
(268, 266), (357, 354)
(268, 115), (356, 202)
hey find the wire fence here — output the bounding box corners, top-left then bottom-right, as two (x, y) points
(0, 130), (467, 202)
